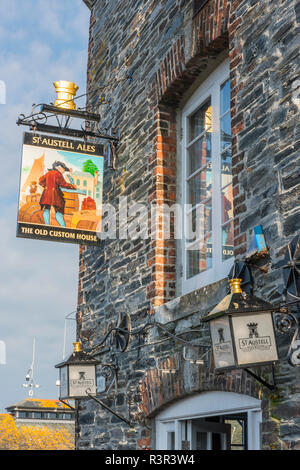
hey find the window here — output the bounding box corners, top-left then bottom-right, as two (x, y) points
(155, 392), (262, 450)
(181, 60), (233, 294)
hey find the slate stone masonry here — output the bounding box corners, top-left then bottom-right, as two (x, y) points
(77, 0), (300, 450)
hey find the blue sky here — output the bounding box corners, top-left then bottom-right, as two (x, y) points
(0, 0), (90, 411)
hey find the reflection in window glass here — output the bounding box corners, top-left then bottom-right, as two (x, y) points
(221, 148), (232, 187)
(187, 200), (212, 243)
(220, 78), (233, 262)
(188, 134), (211, 176)
(220, 113), (231, 150)
(224, 418), (246, 450)
(220, 79), (231, 115)
(189, 99), (211, 142)
(188, 167), (212, 207)
(187, 233), (212, 278)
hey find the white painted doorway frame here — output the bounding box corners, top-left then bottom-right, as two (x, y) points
(155, 391), (262, 450)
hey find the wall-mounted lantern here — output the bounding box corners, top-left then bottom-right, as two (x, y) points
(55, 342), (100, 401)
(202, 278), (279, 372)
(55, 342), (136, 429)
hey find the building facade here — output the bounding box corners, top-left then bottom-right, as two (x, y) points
(6, 398), (75, 430)
(77, 0), (300, 450)
(0, 399), (75, 450)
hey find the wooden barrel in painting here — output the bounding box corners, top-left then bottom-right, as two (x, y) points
(71, 210), (101, 232)
(62, 192), (79, 216)
(18, 203), (44, 224)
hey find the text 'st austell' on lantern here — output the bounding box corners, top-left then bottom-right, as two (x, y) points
(53, 80), (79, 110)
(55, 342), (100, 400)
(202, 279), (279, 371)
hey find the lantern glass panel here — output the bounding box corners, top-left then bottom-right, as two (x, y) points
(210, 316), (235, 370)
(59, 365), (69, 400)
(69, 364), (97, 398)
(231, 312), (278, 366)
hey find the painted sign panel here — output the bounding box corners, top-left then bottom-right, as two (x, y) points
(17, 133), (104, 246)
(68, 365), (97, 398)
(231, 312), (278, 366)
(210, 316), (235, 369)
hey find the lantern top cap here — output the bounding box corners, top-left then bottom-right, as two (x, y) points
(55, 342), (100, 368)
(229, 278), (243, 294)
(201, 278), (274, 323)
(53, 80), (79, 91)
(73, 342), (83, 353)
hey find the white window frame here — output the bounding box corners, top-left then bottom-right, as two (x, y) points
(181, 60), (233, 295)
(155, 391), (262, 450)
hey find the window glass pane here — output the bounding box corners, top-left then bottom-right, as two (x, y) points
(221, 185), (233, 225)
(189, 99), (211, 142)
(222, 220), (234, 261)
(220, 79), (230, 115)
(224, 416), (247, 450)
(196, 432), (207, 450)
(187, 234), (212, 278)
(188, 167), (212, 207)
(188, 134), (211, 176)
(212, 433), (222, 450)
(167, 432), (175, 450)
(220, 112), (231, 150)
(221, 148), (232, 187)
(187, 200), (212, 242)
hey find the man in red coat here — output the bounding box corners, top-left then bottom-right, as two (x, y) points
(39, 161), (76, 227)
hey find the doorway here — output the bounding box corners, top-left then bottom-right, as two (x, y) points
(155, 391), (261, 450)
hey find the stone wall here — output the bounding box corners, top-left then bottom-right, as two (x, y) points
(77, 0), (300, 450)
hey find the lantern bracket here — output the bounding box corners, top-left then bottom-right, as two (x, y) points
(244, 365), (277, 392)
(59, 399), (76, 411)
(85, 390), (134, 429)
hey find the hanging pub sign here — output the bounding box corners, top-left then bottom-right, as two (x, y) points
(17, 132), (104, 246)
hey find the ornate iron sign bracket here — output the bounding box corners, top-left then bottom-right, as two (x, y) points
(17, 103), (120, 144)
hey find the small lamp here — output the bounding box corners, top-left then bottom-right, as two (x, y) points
(55, 342), (100, 400)
(202, 279), (279, 371)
